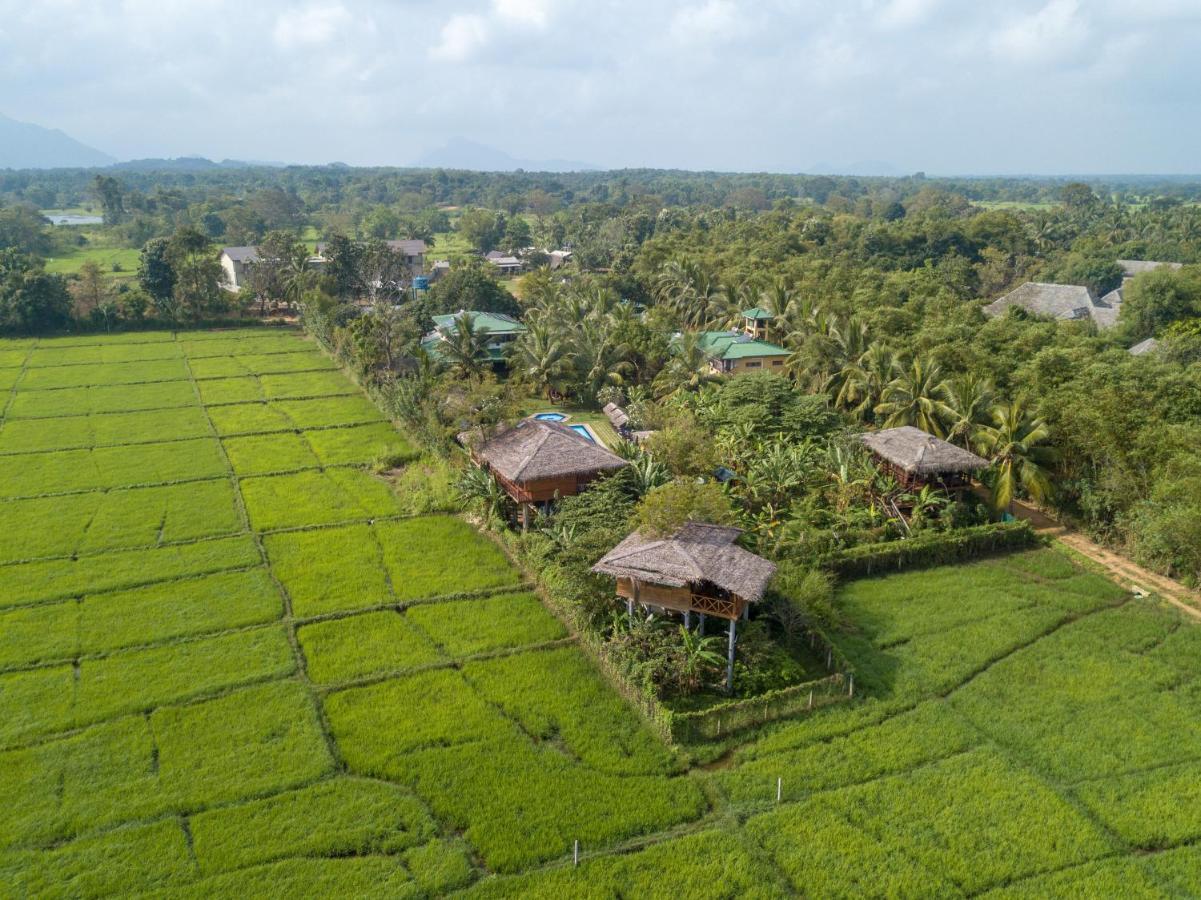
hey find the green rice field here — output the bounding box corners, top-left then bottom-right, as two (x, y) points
(3, 327), (1201, 897)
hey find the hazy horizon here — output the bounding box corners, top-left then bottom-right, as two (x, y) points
(2, 0), (1200, 175)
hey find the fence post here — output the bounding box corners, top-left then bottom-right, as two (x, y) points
(848, 674), (854, 697)
(777, 777), (782, 802)
(574, 840), (579, 867)
(808, 690), (813, 710)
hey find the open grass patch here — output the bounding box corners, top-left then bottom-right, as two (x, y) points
(463, 647), (676, 776)
(0, 369), (21, 391)
(17, 358), (190, 391)
(1074, 759), (1201, 849)
(153, 680), (335, 810)
(180, 334), (308, 358)
(948, 603), (1201, 781)
(80, 568), (283, 655)
(465, 828), (787, 899)
(0, 626), (294, 743)
(274, 394), (383, 429)
(196, 376), (265, 405)
(812, 749), (1115, 894)
(304, 421), (417, 467)
(25, 342), (183, 367)
(0, 403), (213, 455)
(719, 700), (980, 804)
(0, 479), (240, 563)
(409, 591), (565, 657)
(206, 401), (295, 436)
(0, 533), (260, 609)
(0, 438), (228, 499)
(382, 737), (708, 873)
(259, 369), (358, 399)
(0, 819), (195, 899)
(240, 468), (399, 531)
(0, 601), (77, 670)
(264, 524), (391, 617)
(377, 516), (522, 600)
(190, 777), (435, 875)
(222, 431), (321, 476)
(6, 380), (197, 418)
(189, 351), (334, 380)
(298, 610), (444, 684)
(134, 856), (416, 900)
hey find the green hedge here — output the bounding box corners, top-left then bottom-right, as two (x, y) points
(821, 521), (1039, 578)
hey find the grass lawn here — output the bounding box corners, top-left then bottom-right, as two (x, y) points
(5, 326), (1201, 895)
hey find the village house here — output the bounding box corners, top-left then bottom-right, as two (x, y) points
(592, 523), (777, 693)
(420, 310), (527, 364)
(485, 250), (524, 276)
(462, 418), (629, 529)
(218, 246), (258, 291)
(860, 426), (989, 494)
(696, 331), (790, 375)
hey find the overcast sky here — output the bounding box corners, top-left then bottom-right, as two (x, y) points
(1, 0), (1199, 173)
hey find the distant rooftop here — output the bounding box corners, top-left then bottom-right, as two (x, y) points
(861, 426), (989, 476)
(1129, 337), (1160, 356)
(741, 307), (774, 320)
(221, 246), (259, 263)
(1118, 259), (1182, 280)
(467, 419), (627, 485)
(430, 310), (526, 336)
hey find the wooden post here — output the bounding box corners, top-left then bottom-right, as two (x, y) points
(627, 598), (634, 618)
(742, 603), (749, 622)
(573, 839), (579, 867)
(726, 616), (737, 694)
(698, 612), (706, 634)
(684, 610), (692, 630)
(521, 502), (530, 533)
(848, 674), (854, 697)
(777, 777), (782, 802)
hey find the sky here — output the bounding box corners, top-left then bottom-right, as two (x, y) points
(1, 0), (1200, 174)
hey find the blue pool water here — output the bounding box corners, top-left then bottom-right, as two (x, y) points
(533, 412), (567, 422)
(569, 424), (596, 442)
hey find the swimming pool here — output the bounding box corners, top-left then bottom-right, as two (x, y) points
(533, 412), (568, 422)
(568, 424), (597, 442)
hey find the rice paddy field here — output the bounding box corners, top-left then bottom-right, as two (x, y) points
(3, 327), (1201, 897)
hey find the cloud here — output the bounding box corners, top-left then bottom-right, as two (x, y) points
(429, 13), (489, 62)
(875, 0), (940, 30)
(493, 0), (552, 30)
(668, 0), (744, 45)
(991, 0), (1090, 64)
(272, 3), (351, 49)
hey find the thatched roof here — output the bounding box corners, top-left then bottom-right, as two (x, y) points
(603, 402), (629, 428)
(1129, 337), (1160, 356)
(1118, 259), (1182, 279)
(592, 523), (777, 602)
(983, 282), (1096, 322)
(467, 419), (628, 484)
(860, 426), (988, 475)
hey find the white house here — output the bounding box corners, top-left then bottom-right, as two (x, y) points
(219, 246), (259, 292)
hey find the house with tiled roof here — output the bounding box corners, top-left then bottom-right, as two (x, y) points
(696, 330), (790, 375)
(420, 310), (527, 363)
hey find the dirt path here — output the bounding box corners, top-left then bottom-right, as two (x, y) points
(1005, 498), (1201, 622)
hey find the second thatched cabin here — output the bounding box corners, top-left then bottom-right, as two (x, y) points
(860, 425), (988, 493)
(462, 418), (629, 528)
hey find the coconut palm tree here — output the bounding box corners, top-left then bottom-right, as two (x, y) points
(943, 373), (995, 449)
(973, 398), (1057, 514)
(875, 355), (953, 437)
(440, 312), (491, 378)
(835, 341), (895, 424)
(652, 331), (721, 399)
(513, 322), (567, 399)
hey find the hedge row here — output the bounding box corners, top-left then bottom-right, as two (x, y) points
(820, 521), (1039, 578)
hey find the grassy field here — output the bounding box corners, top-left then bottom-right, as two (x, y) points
(3, 328), (1201, 896)
(43, 229), (141, 283)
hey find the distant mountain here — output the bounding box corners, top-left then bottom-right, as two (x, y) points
(0, 113), (115, 169)
(112, 157), (287, 172)
(808, 160), (905, 177)
(414, 137), (598, 173)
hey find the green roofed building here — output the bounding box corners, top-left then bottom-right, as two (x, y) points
(740, 306), (774, 340)
(421, 310), (527, 364)
(696, 330), (789, 376)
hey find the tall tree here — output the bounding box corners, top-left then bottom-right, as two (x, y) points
(137, 237), (176, 304)
(166, 227), (227, 323)
(974, 398), (1056, 513)
(875, 356), (953, 436)
(0, 250), (72, 333)
(90, 175), (126, 225)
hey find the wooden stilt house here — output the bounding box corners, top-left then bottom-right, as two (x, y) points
(462, 419), (629, 529)
(592, 523), (777, 693)
(860, 426), (988, 493)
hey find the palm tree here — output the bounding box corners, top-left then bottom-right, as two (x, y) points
(652, 331), (721, 399)
(835, 341), (895, 424)
(943, 373), (995, 449)
(875, 355), (953, 437)
(513, 322), (567, 399)
(440, 312), (491, 378)
(973, 398), (1057, 514)
(678, 626), (724, 693)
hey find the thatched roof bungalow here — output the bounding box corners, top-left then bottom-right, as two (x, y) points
(592, 522), (777, 692)
(860, 426), (988, 492)
(463, 419), (628, 525)
(603, 402), (630, 430)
